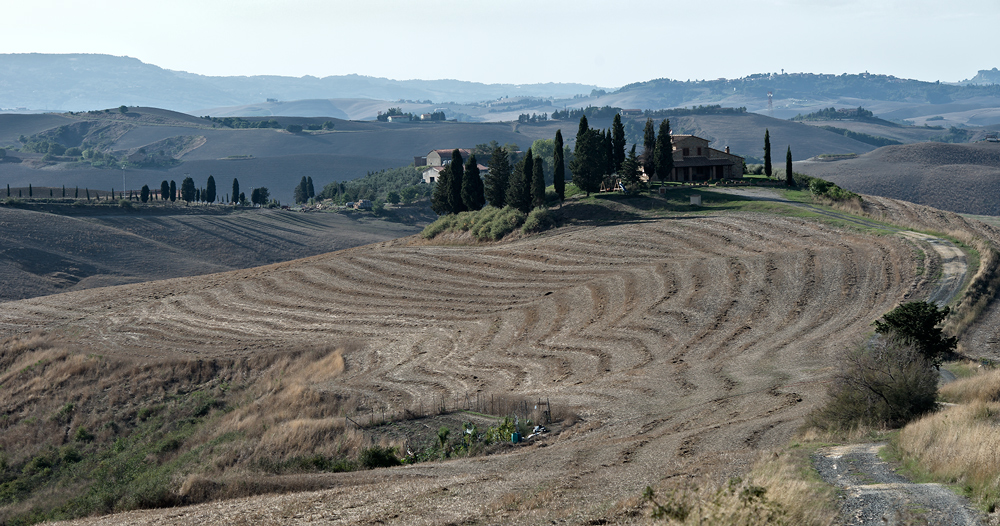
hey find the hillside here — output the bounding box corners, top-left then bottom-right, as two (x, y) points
(1, 189), (973, 524)
(797, 142), (1000, 215)
(0, 109), (553, 203)
(0, 202), (425, 302)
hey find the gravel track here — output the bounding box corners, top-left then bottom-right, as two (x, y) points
(814, 444), (984, 526)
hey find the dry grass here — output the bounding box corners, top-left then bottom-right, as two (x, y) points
(895, 398), (1000, 512)
(636, 447), (836, 525)
(940, 368), (1000, 403)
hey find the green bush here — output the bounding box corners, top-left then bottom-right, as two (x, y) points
(358, 446), (400, 469)
(74, 426), (94, 442)
(808, 336), (937, 431)
(522, 207), (554, 234)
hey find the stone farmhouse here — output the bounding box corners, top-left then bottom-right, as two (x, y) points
(416, 149), (488, 184)
(657, 135), (745, 182)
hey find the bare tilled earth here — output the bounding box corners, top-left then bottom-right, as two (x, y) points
(0, 207), (935, 524)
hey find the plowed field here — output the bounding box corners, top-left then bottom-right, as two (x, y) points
(0, 206), (935, 524)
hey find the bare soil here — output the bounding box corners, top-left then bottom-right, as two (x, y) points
(1, 200), (935, 524)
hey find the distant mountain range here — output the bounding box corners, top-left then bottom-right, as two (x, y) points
(4, 54), (1000, 126)
(0, 54), (602, 112)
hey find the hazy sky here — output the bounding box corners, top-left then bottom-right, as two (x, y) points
(5, 0), (997, 87)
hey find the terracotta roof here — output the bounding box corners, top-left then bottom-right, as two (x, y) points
(673, 158), (734, 167)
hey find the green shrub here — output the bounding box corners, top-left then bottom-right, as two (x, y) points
(522, 207), (554, 234)
(808, 336), (937, 431)
(74, 426), (94, 442)
(358, 446), (401, 469)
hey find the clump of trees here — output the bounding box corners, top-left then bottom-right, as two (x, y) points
(809, 301), (956, 431)
(294, 176), (316, 204)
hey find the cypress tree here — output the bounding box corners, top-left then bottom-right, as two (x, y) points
(306, 177), (315, 199)
(786, 146), (794, 186)
(294, 176), (308, 204)
(553, 130), (565, 204)
(531, 156), (545, 209)
(612, 114), (626, 173)
(570, 119), (602, 196)
(642, 118), (656, 181)
(206, 175), (217, 203)
(62, 185), (65, 197)
(28, 184), (32, 197)
(507, 149), (533, 214)
(86, 188), (90, 200)
(232, 178), (240, 204)
(140, 184), (150, 203)
(764, 129), (772, 177)
(74, 187), (78, 198)
(577, 115), (589, 139)
(603, 129), (614, 177)
(461, 153), (485, 211)
(431, 163), (454, 215)
(449, 149), (465, 213)
(485, 146), (511, 208)
(50, 189), (53, 197)
(621, 144), (641, 187)
(169, 180), (176, 202)
(180, 177), (195, 202)
(6, 184), (8, 197)
(654, 119), (673, 183)
(160, 181), (168, 201)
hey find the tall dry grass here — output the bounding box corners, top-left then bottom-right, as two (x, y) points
(637, 449), (836, 525)
(895, 399), (1000, 511)
(891, 369), (1000, 512)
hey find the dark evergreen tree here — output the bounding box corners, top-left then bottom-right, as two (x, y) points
(612, 114), (626, 173)
(160, 180), (169, 201)
(74, 187), (78, 198)
(507, 149), (533, 213)
(449, 149), (466, 213)
(485, 146), (511, 207)
(6, 184), (9, 197)
(570, 126), (603, 196)
(603, 129), (614, 177)
(764, 129), (772, 177)
(239, 192), (246, 204)
(28, 184), (32, 197)
(461, 153), (486, 211)
(86, 188), (90, 200)
(294, 176), (308, 204)
(232, 178), (240, 204)
(553, 130), (565, 204)
(621, 144), (641, 187)
(195, 188), (200, 202)
(306, 177), (315, 199)
(180, 177), (195, 202)
(206, 175), (217, 203)
(577, 115), (589, 139)
(786, 146), (794, 186)
(61, 185), (65, 197)
(641, 118), (656, 181)
(140, 184), (150, 203)
(169, 180), (176, 202)
(532, 156), (545, 209)
(251, 188), (260, 206)
(654, 119), (673, 183)
(431, 163), (454, 215)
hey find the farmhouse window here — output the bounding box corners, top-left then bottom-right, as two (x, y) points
(683, 148), (690, 156)
(697, 147), (702, 155)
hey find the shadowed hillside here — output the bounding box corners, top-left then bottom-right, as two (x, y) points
(0, 203), (424, 302)
(798, 142), (1000, 215)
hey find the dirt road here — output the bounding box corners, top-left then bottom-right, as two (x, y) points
(814, 444), (984, 525)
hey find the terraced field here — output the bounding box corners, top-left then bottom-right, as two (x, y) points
(0, 206), (934, 524)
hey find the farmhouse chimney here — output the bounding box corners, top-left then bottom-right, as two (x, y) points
(725, 146), (730, 154)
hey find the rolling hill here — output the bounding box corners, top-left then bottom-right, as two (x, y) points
(797, 142), (1000, 215)
(2, 190), (999, 524)
(0, 202), (424, 302)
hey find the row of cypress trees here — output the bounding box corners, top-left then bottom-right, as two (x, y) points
(431, 134), (570, 217)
